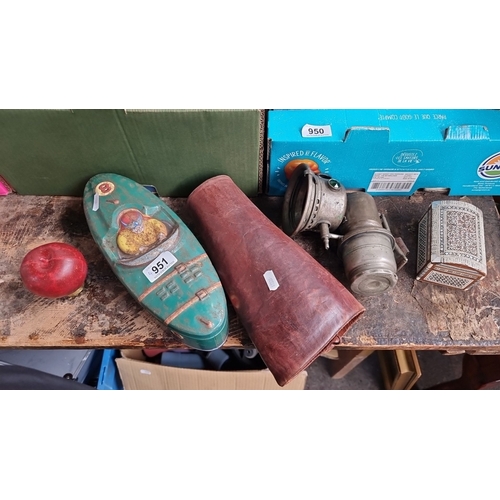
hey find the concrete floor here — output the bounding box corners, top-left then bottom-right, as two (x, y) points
(304, 350), (465, 390)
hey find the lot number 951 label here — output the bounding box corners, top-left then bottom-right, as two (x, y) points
(142, 251), (178, 283)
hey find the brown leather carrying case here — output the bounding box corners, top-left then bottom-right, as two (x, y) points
(187, 175), (365, 386)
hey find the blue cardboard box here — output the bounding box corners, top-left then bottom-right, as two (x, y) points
(267, 109), (500, 196)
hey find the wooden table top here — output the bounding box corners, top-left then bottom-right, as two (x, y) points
(1, 192), (499, 353)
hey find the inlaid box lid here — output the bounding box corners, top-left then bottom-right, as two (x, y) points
(428, 200), (486, 275)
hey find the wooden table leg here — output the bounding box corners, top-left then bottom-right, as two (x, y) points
(325, 349), (374, 379)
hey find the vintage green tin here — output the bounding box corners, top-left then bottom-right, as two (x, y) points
(83, 173), (228, 351)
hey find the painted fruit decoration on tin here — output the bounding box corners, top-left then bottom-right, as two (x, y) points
(20, 242), (88, 298)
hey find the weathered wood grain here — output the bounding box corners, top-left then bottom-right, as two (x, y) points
(1, 192), (499, 351)
(256, 193), (500, 352)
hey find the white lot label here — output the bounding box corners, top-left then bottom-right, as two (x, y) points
(301, 124), (332, 138)
(368, 172), (420, 192)
(92, 193), (100, 211)
(263, 270), (279, 291)
(142, 251), (178, 283)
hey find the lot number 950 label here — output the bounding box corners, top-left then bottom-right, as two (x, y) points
(301, 124), (332, 137)
(142, 251), (178, 283)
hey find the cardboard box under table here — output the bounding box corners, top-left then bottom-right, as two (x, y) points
(267, 109), (500, 196)
(115, 350), (307, 390)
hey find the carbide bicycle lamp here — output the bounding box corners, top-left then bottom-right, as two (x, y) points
(337, 191), (401, 296)
(282, 164), (406, 297)
(282, 163), (347, 249)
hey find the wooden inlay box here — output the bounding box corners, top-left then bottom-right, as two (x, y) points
(416, 200), (487, 290)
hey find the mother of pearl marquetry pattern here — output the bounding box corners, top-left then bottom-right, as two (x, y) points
(416, 200), (486, 290)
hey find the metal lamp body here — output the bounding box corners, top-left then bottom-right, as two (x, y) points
(282, 163), (347, 248)
(282, 166), (402, 297)
(338, 192), (398, 296)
